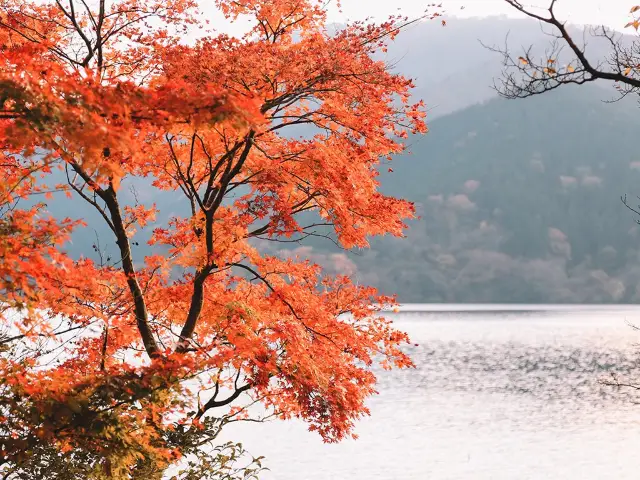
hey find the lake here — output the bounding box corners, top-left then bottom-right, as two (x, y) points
(224, 305), (640, 479)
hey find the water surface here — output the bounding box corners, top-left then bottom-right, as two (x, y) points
(226, 305), (640, 479)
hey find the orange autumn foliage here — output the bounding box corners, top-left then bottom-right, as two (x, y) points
(0, 0), (431, 476)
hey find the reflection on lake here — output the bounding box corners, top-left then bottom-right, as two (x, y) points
(224, 305), (640, 479)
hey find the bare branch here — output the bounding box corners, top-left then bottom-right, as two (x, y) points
(489, 1), (640, 99)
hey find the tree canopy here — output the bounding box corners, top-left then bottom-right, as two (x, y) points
(0, 0), (432, 477)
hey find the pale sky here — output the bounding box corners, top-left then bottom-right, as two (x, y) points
(331, 0), (634, 30)
(202, 0), (637, 36)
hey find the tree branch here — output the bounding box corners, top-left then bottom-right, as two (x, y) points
(489, 1), (640, 99)
(195, 383), (253, 419)
(100, 183), (160, 358)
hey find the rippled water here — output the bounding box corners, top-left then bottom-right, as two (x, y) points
(225, 306), (640, 479)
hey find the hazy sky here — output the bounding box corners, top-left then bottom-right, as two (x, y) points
(202, 0), (638, 35)
(332, 0), (635, 29)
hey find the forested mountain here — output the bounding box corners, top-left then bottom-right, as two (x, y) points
(45, 17), (640, 303)
(289, 84), (640, 303)
(354, 87), (640, 302)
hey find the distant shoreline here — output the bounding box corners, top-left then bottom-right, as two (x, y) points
(385, 304), (640, 313)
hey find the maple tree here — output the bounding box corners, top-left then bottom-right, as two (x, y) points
(0, 0), (435, 477)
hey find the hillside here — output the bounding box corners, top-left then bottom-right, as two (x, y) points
(347, 86), (640, 303)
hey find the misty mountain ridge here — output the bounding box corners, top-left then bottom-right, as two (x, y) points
(386, 15), (635, 117)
